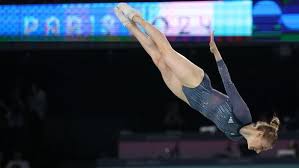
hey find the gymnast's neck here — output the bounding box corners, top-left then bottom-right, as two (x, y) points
(239, 123), (257, 139)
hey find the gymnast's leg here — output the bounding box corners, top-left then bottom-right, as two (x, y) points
(118, 4), (204, 88)
(114, 7), (161, 67)
(114, 7), (189, 103)
(133, 15), (204, 88)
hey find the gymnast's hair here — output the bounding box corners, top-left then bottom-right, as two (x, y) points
(256, 116), (280, 145)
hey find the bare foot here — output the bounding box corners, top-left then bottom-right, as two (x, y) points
(114, 6), (131, 26)
(117, 3), (141, 20)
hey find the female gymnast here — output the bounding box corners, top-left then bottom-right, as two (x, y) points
(114, 3), (280, 154)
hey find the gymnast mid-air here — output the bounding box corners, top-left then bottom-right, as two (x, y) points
(114, 3), (280, 154)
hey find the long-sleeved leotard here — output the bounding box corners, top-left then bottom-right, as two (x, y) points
(182, 59), (252, 141)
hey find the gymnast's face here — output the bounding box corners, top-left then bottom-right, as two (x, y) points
(247, 132), (272, 154)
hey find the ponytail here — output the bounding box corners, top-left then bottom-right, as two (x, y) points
(270, 116), (280, 131)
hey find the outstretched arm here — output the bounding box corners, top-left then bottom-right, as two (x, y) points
(209, 31), (235, 94)
(209, 32), (252, 124)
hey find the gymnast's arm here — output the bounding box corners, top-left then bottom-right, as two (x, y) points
(209, 32), (252, 123)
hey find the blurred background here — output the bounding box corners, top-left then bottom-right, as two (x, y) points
(0, 0), (298, 168)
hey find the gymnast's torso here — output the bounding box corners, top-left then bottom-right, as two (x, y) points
(182, 59), (252, 141)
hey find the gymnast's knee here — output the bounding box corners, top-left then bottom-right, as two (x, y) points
(154, 56), (167, 70)
(159, 45), (174, 56)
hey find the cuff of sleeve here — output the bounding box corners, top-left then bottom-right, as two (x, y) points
(216, 59), (224, 65)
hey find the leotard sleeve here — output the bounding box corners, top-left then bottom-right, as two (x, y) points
(216, 59), (252, 125)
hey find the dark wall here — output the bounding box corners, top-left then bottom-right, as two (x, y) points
(0, 43), (297, 160)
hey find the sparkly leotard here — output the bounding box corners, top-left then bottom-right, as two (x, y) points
(182, 59), (252, 141)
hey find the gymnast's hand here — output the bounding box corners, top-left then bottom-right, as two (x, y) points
(209, 31), (222, 61)
(209, 31), (218, 54)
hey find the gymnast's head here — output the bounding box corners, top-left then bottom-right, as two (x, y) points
(240, 116), (280, 154)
